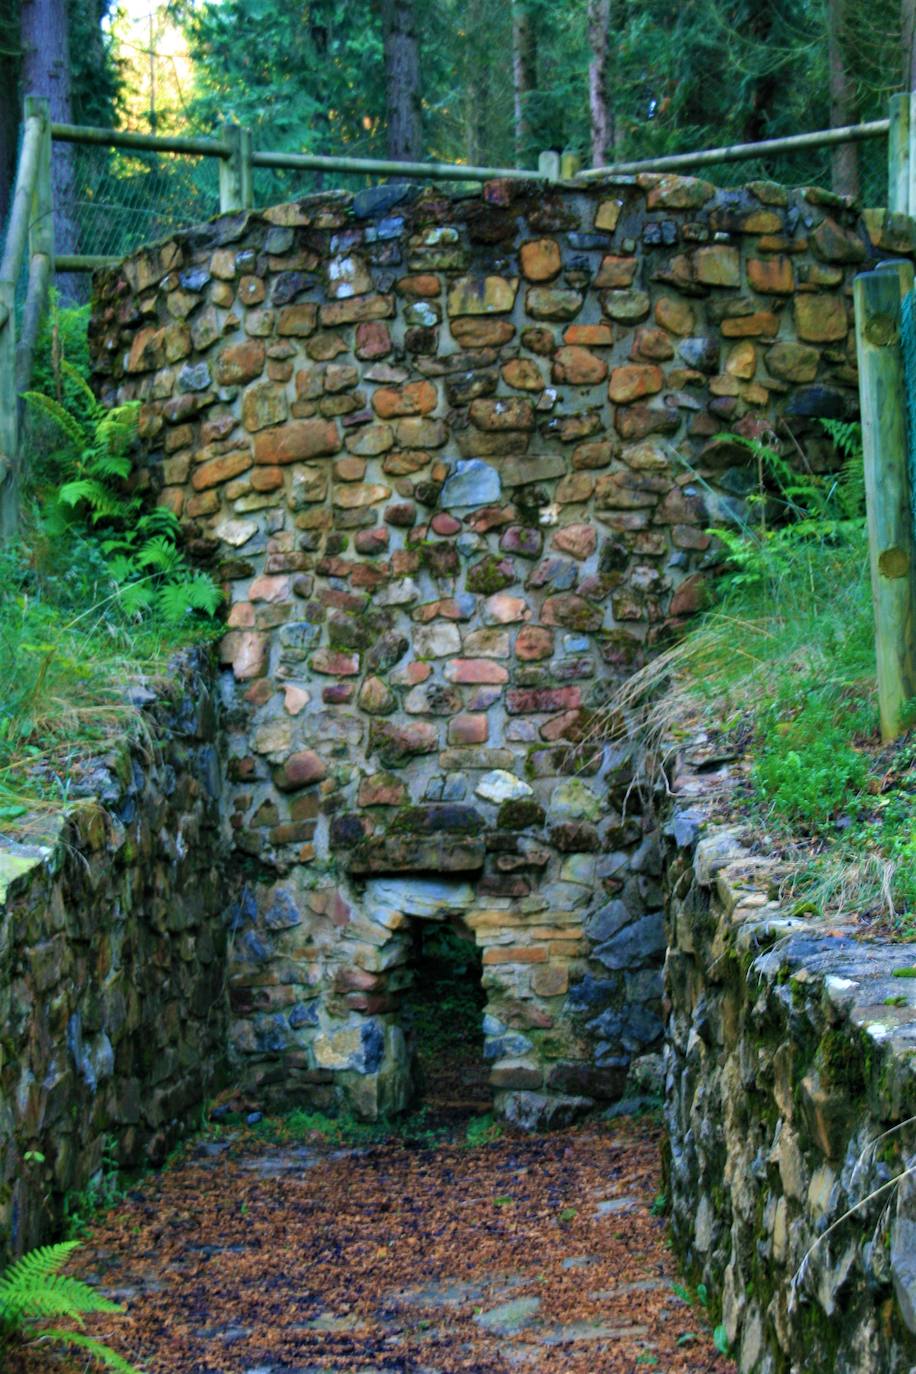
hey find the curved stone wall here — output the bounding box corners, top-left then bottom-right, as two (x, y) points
(90, 175), (871, 1122)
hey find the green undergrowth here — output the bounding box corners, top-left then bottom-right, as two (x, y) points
(0, 305), (221, 824)
(605, 421), (916, 938)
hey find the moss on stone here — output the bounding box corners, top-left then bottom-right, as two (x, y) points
(497, 799), (546, 830)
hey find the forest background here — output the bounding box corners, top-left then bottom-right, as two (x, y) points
(3, 0), (916, 270)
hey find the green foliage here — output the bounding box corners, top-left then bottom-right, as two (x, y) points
(464, 1113), (504, 1148)
(64, 1136), (125, 1239)
(0, 1241), (139, 1372)
(24, 359), (221, 627)
(752, 696), (870, 828)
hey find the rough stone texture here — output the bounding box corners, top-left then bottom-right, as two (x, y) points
(90, 175), (873, 1125)
(0, 652), (226, 1261)
(663, 755), (916, 1374)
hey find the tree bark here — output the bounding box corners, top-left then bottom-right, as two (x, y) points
(512, 0), (537, 167)
(826, 0), (859, 197)
(379, 0), (422, 163)
(0, 47), (17, 224)
(904, 0), (916, 91)
(587, 0), (611, 168)
(20, 0), (81, 298)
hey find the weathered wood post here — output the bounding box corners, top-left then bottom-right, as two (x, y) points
(888, 92), (916, 216)
(855, 260), (916, 740)
(0, 98), (47, 540)
(538, 150), (560, 182)
(16, 95), (54, 398)
(219, 123), (253, 212)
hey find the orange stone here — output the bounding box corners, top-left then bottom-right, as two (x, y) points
(631, 327), (674, 362)
(654, 296), (694, 336)
(515, 625), (554, 660)
(594, 255), (638, 288)
(794, 294), (848, 343)
(214, 340), (266, 385)
(191, 449), (252, 490)
(721, 311), (779, 338)
(219, 630), (268, 681)
(563, 323), (613, 346)
(253, 419), (340, 464)
(519, 238), (562, 282)
(502, 358), (546, 391)
(372, 380), (437, 418)
(608, 364), (664, 404)
(396, 273), (441, 298)
(747, 255), (794, 295)
(276, 303), (319, 336)
(725, 341), (756, 380)
(552, 345), (608, 386)
(450, 317), (516, 347)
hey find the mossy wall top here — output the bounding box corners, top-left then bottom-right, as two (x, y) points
(87, 174), (880, 1119)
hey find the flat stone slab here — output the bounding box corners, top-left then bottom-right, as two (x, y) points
(364, 875), (476, 921)
(474, 1295), (541, 1334)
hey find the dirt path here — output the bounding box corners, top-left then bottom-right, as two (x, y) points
(17, 1118), (731, 1374)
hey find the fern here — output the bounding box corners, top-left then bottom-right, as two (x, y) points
(23, 378), (222, 628)
(0, 1242), (140, 1372)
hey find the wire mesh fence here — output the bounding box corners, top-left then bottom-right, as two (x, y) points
(55, 134), (891, 268)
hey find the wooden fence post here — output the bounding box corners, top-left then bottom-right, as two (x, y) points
(538, 150), (560, 182)
(855, 263), (916, 740)
(219, 123), (253, 212)
(16, 96), (53, 397)
(888, 92), (916, 216)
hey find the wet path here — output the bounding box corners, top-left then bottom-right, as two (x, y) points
(21, 1119), (731, 1374)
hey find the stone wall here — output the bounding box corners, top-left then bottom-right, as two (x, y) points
(663, 759), (916, 1374)
(89, 173), (872, 1124)
(0, 653), (226, 1260)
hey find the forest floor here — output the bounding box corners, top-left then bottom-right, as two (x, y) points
(11, 942), (730, 1374)
(13, 1115), (731, 1374)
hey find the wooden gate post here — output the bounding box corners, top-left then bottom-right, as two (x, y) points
(888, 92), (916, 216)
(855, 263), (916, 740)
(219, 123), (253, 212)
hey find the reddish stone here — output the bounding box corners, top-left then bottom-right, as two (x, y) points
(515, 626), (554, 661)
(507, 686), (581, 714)
(614, 404), (678, 440)
(277, 303), (319, 336)
(219, 630), (267, 681)
(358, 773), (407, 806)
(448, 713), (489, 744)
(669, 573), (708, 616)
(502, 358), (545, 391)
(553, 523), (596, 560)
(720, 311), (779, 339)
(320, 294), (395, 326)
(323, 683), (354, 703)
(445, 659), (509, 684)
(450, 318), (516, 347)
(355, 321), (392, 359)
(431, 512), (462, 535)
(355, 526), (390, 555)
(631, 327), (675, 362)
(747, 255), (794, 295)
(654, 296), (694, 336)
(540, 709), (584, 741)
(469, 397), (535, 431)
(541, 594), (603, 630)
(310, 649), (360, 676)
(274, 750), (328, 791)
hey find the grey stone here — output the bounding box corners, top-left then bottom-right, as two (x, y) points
(501, 1092), (593, 1132)
(178, 361), (211, 392)
(440, 459), (501, 509)
(592, 912), (666, 970)
(474, 1296), (541, 1334)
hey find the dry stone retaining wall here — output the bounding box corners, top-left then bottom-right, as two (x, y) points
(663, 758), (916, 1374)
(0, 654), (226, 1261)
(90, 174), (875, 1124)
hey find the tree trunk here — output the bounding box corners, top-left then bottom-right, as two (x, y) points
(827, 0), (859, 196)
(379, 0), (422, 163)
(904, 0), (916, 91)
(587, 0), (611, 168)
(512, 1), (537, 167)
(0, 49), (17, 224)
(20, 0), (81, 299)
(463, 0), (487, 166)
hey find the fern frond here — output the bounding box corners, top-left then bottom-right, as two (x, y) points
(135, 536), (182, 574)
(0, 1241), (122, 1325)
(40, 1328), (141, 1373)
(89, 453), (132, 482)
(181, 572), (223, 615)
(60, 360), (101, 416)
(22, 392), (86, 450)
(96, 404), (140, 457)
(58, 481), (130, 523)
(118, 582), (156, 615)
(137, 507), (180, 539)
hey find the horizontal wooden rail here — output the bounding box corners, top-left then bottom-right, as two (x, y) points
(51, 122), (229, 159)
(54, 253), (119, 271)
(576, 118), (890, 181)
(249, 147), (547, 182)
